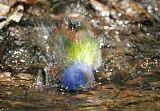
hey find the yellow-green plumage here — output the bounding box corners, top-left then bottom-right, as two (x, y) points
(65, 37), (98, 67)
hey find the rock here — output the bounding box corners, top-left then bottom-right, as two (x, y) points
(15, 73), (35, 80)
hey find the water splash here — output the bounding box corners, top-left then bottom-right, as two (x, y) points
(31, 15), (105, 90)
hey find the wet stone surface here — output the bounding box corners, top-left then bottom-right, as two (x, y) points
(0, 0), (160, 111)
(0, 21), (160, 110)
(0, 73), (160, 111)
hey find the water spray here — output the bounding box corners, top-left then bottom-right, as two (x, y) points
(34, 20), (102, 91)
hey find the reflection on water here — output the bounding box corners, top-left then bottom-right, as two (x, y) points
(0, 73), (159, 111)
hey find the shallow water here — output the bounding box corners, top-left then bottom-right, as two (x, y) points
(0, 0), (160, 110)
(0, 78), (160, 111)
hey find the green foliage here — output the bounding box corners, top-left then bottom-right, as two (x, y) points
(66, 37), (98, 67)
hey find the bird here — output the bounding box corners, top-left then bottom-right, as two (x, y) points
(61, 35), (98, 91)
(35, 21), (102, 91)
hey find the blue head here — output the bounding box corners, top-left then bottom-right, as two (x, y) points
(62, 62), (95, 91)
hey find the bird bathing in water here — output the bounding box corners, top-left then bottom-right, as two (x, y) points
(34, 22), (102, 91)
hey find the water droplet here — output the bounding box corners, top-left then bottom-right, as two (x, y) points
(118, 13), (122, 16)
(104, 26), (109, 30)
(146, 33), (150, 36)
(118, 21), (123, 25)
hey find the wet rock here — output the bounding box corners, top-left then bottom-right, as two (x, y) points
(15, 73), (35, 80)
(0, 3), (10, 16)
(0, 72), (12, 82)
(0, 24), (46, 74)
(0, 1), (160, 110)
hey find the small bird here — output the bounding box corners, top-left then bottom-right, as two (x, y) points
(62, 36), (99, 91)
(50, 24), (101, 91)
(35, 21), (102, 91)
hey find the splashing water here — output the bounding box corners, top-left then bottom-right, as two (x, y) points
(32, 18), (102, 91)
(0, 1), (160, 110)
